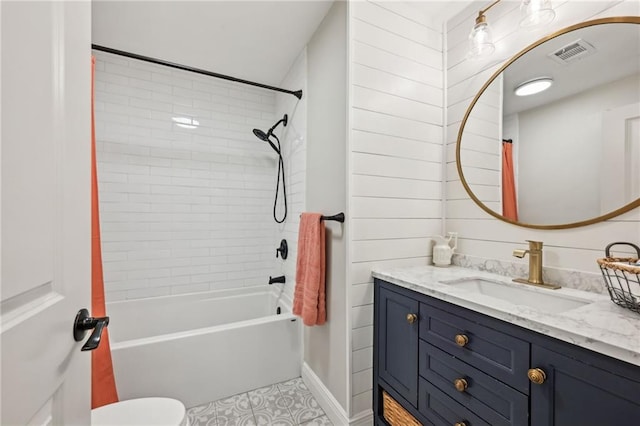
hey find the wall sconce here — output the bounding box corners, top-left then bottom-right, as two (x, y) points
(468, 0), (556, 59)
(468, 0), (500, 59)
(520, 0), (556, 29)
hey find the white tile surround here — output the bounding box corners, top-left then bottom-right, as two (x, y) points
(273, 50), (308, 307)
(94, 50), (281, 301)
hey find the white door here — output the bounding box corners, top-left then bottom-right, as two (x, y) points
(601, 102), (640, 213)
(1, 1), (92, 425)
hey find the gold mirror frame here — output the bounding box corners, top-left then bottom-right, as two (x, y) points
(456, 16), (640, 230)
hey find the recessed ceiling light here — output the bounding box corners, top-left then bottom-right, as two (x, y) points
(514, 77), (553, 96)
(172, 117), (200, 129)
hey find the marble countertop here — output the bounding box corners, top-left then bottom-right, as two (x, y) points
(371, 265), (640, 367)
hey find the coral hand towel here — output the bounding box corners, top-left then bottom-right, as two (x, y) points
(293, 213), (326, 326)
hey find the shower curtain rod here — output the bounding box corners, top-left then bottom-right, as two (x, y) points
(91, 44), (303, 100)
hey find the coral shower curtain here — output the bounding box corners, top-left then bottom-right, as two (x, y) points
(91, 56), (119, 408)
(502, 140), (518, 221)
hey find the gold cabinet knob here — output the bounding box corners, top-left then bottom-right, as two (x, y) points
(454, 334), (469, 347)
(454, 422), (468, 426)
(527, 368), (547, 385)
(453, 378), (468, 392)
(406, 313), (418, 324)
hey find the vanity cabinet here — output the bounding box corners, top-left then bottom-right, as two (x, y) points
(373, 278), (640, 426)
(377, 285), (419, 406)
(530, 345), (640, 425)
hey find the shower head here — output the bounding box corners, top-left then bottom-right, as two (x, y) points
(253, 128), (269, 141)
(252, 128), (280, 154)
(252, 114), (288, 155)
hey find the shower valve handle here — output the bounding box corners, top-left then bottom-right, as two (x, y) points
(276, 239), (288, 260)
(73, 308), (110, 351)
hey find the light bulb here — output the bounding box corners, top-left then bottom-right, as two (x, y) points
(468, 18), (495, 59)
(520, 0), (556, 29)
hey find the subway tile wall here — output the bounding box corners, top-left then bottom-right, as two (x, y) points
(94, 50), (279, 302)
(273, 50), (308, 308)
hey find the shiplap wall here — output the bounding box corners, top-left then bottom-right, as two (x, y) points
(446, 0), (640, 274)
(94, 50), (278, 301)
(348, 1), (444, 416)
(457, 74), (502, 213)
(273, 50), (308, 307)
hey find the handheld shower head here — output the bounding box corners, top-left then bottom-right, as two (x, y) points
(252, 128), (280, 154)
(252, 128), (269, 141)
(252, 114), (288, 155)
(251, 114), (289, 223)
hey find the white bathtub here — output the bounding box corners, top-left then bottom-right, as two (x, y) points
(106, 286), (301, 408)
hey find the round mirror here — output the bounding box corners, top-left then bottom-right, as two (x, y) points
(457, 17), (640, 229)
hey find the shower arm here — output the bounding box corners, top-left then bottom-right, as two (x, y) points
(266, 115), (288, 138)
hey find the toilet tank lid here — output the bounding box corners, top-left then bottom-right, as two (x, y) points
(92, 397), (187, 426)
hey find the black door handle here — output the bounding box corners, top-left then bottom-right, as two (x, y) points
(73, 308), (110, 351)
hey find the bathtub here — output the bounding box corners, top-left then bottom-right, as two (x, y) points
(106, 286), (301, 408)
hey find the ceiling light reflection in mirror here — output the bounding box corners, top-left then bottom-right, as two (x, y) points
(514, 77), (553, 96)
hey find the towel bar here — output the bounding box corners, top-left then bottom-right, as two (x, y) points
(320, 213), (345, 223)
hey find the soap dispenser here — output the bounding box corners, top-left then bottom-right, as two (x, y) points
(431, 232), (458, 267)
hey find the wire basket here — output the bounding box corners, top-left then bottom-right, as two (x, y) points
(597, 242), (640, 314)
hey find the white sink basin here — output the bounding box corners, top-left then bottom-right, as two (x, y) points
(442, 277), (592, 314)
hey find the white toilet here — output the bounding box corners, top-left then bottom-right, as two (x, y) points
(92, 397), (189, 426)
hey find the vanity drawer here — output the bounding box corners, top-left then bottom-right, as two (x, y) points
(419, 303), (530, 393)
(418, 377), (490, 426)
(419, 341), (528, 426)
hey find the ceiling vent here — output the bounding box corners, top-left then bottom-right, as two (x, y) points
(548, 39), (596, 64)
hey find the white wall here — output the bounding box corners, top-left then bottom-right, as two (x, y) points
(446, 0), (640, 275)
(273, 50), (308, 307)
(516, 73), (640, 224)
(457, 75), (502, 213)
(349, 0), (444, 418)
(94, 50), (279, 301)
(306, 0), (349, 414)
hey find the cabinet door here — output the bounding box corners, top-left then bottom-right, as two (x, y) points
(377, 285), (420, 406)
(531, 345), (640, 426)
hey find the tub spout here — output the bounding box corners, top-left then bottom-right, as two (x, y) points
(269, 275), (286, 285)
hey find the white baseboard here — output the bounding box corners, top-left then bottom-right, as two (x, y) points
(301, 363), (374, 426)
(350, 409), (374, 426)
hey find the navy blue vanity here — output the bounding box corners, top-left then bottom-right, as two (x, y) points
(373, 278), (640, 426)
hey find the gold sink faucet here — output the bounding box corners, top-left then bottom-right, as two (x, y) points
(512, 240), (561, 290)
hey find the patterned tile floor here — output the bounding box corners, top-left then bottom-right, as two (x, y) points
(186, 377), (333, 426)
